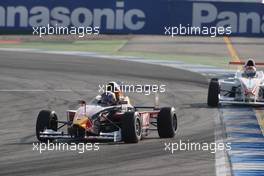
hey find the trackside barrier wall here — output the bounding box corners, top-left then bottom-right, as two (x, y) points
(0, 0), (263, 36)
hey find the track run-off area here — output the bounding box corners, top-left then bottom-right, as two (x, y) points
(0, 36), (263, 176)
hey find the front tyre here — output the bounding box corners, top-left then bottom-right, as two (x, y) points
(157, 107), (177, 138)
(207, 78), (220, 107)
(122, 112), (142, 143)
(36, 110), (58, 142)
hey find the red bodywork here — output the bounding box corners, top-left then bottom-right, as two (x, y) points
(67, 109), (160, 131)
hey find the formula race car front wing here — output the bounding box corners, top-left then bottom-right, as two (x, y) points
(39, 129), (122, 142)
(219, 96), (264, 105)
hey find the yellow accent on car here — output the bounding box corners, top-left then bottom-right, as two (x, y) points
(73, 116), (88, 129)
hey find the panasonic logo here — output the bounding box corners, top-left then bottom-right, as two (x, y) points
(0, 2), (146, 30)
(192, 3), (264, 34)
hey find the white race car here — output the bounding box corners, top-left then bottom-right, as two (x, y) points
(207, 59), (264, 106)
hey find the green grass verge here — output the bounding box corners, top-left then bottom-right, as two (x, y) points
(0, 40), (229, 68)
(0, 40), (127, 53)
(114, 51), (229, 68)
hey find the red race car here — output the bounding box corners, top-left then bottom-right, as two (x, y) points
(36, 94), (177, 143)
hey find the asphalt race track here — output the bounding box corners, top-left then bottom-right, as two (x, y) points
(0, 51), (218, 176)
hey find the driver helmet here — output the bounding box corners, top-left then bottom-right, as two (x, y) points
(106, 81), (123, 101)
(101, 92), (117, 106)
(244, 59), (256, 77)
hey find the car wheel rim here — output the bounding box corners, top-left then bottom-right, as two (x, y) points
(136, 119), (141, 136)
(173, 116), (177, 131)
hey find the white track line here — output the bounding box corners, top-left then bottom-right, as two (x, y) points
(0, 89), (93, 92)
(215, 109), (232, 176)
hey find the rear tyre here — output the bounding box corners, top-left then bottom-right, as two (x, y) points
(157, 107), (177, 138)
(36, 110), (58, 142)
(122, 112), (142, 143)
(207, 78), (220, 107)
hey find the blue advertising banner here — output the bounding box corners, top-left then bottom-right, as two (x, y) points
(0, 0), (263, 36)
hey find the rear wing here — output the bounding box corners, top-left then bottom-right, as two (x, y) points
(229, 61), (264, 66)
